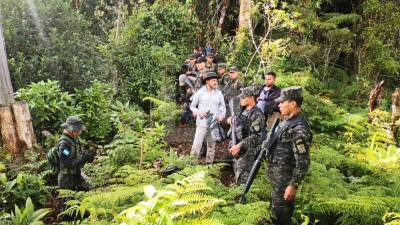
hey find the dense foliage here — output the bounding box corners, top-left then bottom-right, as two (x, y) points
(1, 0), (400, 225)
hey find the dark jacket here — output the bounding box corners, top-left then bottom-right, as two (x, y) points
(258, 85), (281, 115)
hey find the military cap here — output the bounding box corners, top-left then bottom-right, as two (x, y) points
(217, 63), (226, 69)
(275, 86), (303, 103)
(204, 71), (221, 81)
(196, 57), (206, 64)
(187, 54), (197, 60)
(238, 86), (259, 98)
(61, 116), (85, 131)
(229, 66), (238, 72)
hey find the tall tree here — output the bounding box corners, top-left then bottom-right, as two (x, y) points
(0, 11), (14, 105)
(239, 0), (252, 30)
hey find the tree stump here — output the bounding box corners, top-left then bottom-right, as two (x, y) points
(368, 80), (384, 123)
(0, 102), (36, 158)
(391, 88), (400, 146)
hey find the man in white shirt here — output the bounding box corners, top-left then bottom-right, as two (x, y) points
(190, 71), (226, 163)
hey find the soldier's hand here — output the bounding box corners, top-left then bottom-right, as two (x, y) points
(284, 185), (297, 202)
(84, 150), (96, 163)
(229, 144), (240, 157)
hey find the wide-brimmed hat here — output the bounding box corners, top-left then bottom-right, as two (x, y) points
(203, 71), (221, 81)
(61, 116), (85, 132)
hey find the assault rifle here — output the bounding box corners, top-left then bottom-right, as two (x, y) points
(239, 117), (280, 203)
(229, 98), (237, 147)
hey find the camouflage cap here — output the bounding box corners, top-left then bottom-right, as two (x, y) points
(238, 86), (259, 98)
(218, 63), (226, 69)
(275, 86), (303, 103)
(229, 66), (238, 73)
(61, 116), (85, 131)
(204, 71), (221, 81)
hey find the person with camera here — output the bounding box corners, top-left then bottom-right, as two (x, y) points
(58, 116), (95, 191)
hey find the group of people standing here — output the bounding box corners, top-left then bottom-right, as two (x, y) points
(178, 48), (313, 225)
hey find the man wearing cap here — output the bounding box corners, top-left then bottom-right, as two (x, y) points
(223, 66), (244, 114)
(205, 52), (217, 71)
(58, 116), (95, 191)
(194, 57), (207, 89)
(190, 71), (225, 163)
(217, 63), (229, 86)
(262, 86), (312, 225)
(227, 86), (265, 184)
(257, 71), (281, 130)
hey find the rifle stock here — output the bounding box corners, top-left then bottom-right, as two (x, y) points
(239, 117), (280, 204)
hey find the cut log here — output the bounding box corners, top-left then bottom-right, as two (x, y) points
(0, 105), (19, 156)
(0, 102), (36, 158)
(12, 102), (36, 150)
(391, 88), (400, 146)
(368, 80), (384, 123)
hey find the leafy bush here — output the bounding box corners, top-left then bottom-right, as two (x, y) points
(0, 173), (49, 211)
(1, 197), (52, 225)
(15, 80), (73, 134)
(114, 0), (198, 105)
(74, 81), (114, 141)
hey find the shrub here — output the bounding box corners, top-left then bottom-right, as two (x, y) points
(74, 81), (114, 141)
(15, 80), (73, 135)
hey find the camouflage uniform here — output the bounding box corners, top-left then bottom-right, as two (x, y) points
(234, 86), (265, 184)
(265, 87), (312, 225)
(58, 117), (94, 191)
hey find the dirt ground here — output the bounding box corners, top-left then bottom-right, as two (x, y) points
(167, 125), (235, 186)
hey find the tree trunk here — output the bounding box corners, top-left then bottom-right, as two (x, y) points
(239, 0), (252, 30)
(391, 88), (400, 146)
(218, 0), (230, 29)
(0, 12), (15, 106)
(368, 80), (384, 122)
(12, 102), (36, 150)
(0, 103), (36, 158)
(0, 105), (19, 157)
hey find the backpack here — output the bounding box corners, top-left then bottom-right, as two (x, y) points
(46, 136), (74, 174)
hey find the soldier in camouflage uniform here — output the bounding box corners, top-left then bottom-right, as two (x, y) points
(228, 86), (265, 184)
(217, 63), (229, 86)
(58, 116), (95, 191)
(222, 66), (244, 117)
(264, 86), (312, 225)
(205, 52), (217, 71)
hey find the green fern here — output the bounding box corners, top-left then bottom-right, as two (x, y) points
(120, 172), (226, 224)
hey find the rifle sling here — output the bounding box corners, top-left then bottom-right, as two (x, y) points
(264, 115), (305, 154)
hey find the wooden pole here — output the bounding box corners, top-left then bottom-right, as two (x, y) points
(0, 11), (15, 106)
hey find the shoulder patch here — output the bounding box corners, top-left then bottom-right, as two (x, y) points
(297, 144), (306, 153)
(62, 149), (70, 156)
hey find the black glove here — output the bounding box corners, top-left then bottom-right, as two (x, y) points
(83, 150), (96, 163)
